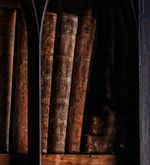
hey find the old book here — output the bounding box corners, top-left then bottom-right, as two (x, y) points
(0, 8), (16, 153)
(10, 11), (28, 153)
(48, 13), (78, 153)
(41, 11), (57, 153)
(85, 135), (115, 154)
(66, 9), (96, 153)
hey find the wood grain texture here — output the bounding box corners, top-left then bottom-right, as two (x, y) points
(41, 11), (57, 154)
(0, 8), (16, 153)
(42, 154), (116, 165)
(139, 0), (150, 164)
(10, 10), (28, 154)
(66, 9), (96, 153)
(48, 13), (78, 153)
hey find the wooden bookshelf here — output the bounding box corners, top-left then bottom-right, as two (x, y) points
(42, 154), (116, 165)
(0, 154), (118, 165)
(1, 0), (150, 165)
(0, 154), (28, 165)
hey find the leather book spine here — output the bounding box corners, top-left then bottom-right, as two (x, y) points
(0, 8), (16, 153)
(48, 13), (78, 153)
(66, 9), (96, 153)
(41, 11), (57, 153)
(10, 10), (28, 153)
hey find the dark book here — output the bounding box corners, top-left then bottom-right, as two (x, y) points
(0, 8), (16, 153)
(41, 11), (57, 153)
(48, 13), (78, 153)
(66, 9), (96, 153)
(10, 10), (28, 153)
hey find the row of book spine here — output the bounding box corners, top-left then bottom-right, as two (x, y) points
(41, 9), (96, 154)
(0, 8), (28, 153)
(0, 6), (123, 155)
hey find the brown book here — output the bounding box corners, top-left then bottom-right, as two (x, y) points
(66, 9), (96, 153)
(41, 11), (57, 153)
(10, 11), (28, 153)
(48, 13), (78, 153)
(85, 135), (115, 154)
(0, 8), (16, 152)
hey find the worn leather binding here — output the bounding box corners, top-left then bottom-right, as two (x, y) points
(10, 10), (28, 153)
(48, 13), (78, 153)
(0, 8), (16, 153)
(41, 11), (57, 153)
(66, 9), (96, 153)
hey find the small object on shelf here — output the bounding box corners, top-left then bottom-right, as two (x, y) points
(85, 135), (115, 154)
(88, 116), (104, 135)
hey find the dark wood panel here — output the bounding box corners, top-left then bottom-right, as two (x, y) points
(20, 0), (40, 164)
(139, 0), (150, 164)
(0, 0), (21, 8)
(0, 154), (28, 165)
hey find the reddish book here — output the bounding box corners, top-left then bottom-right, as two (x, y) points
(10, 10), (28, 153)
(41, 11), (57, 153)
(48, 13), (78, 153)
(66, 9), (96, 153)
(0, 8), (16, 152)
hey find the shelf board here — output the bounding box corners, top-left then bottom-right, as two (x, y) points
(0, 154), (28, 165)
(41, 154), (116, 165)
(0, 154), (125, 165)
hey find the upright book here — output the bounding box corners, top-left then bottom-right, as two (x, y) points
(41, 11), (57, 153)
(10, 10), (28, 153)
(48, 13), (78, 153)
(66, 9), (96, 153)
(0, 8), (16, 152)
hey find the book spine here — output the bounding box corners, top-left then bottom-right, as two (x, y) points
(10, 10), (28, 153)
(48, 13), (78, 153)
(41, 12), (57, 153)
(85, 135), (115, 154)
(0, 8), (16, 153)
(66, 10), (96, 153)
